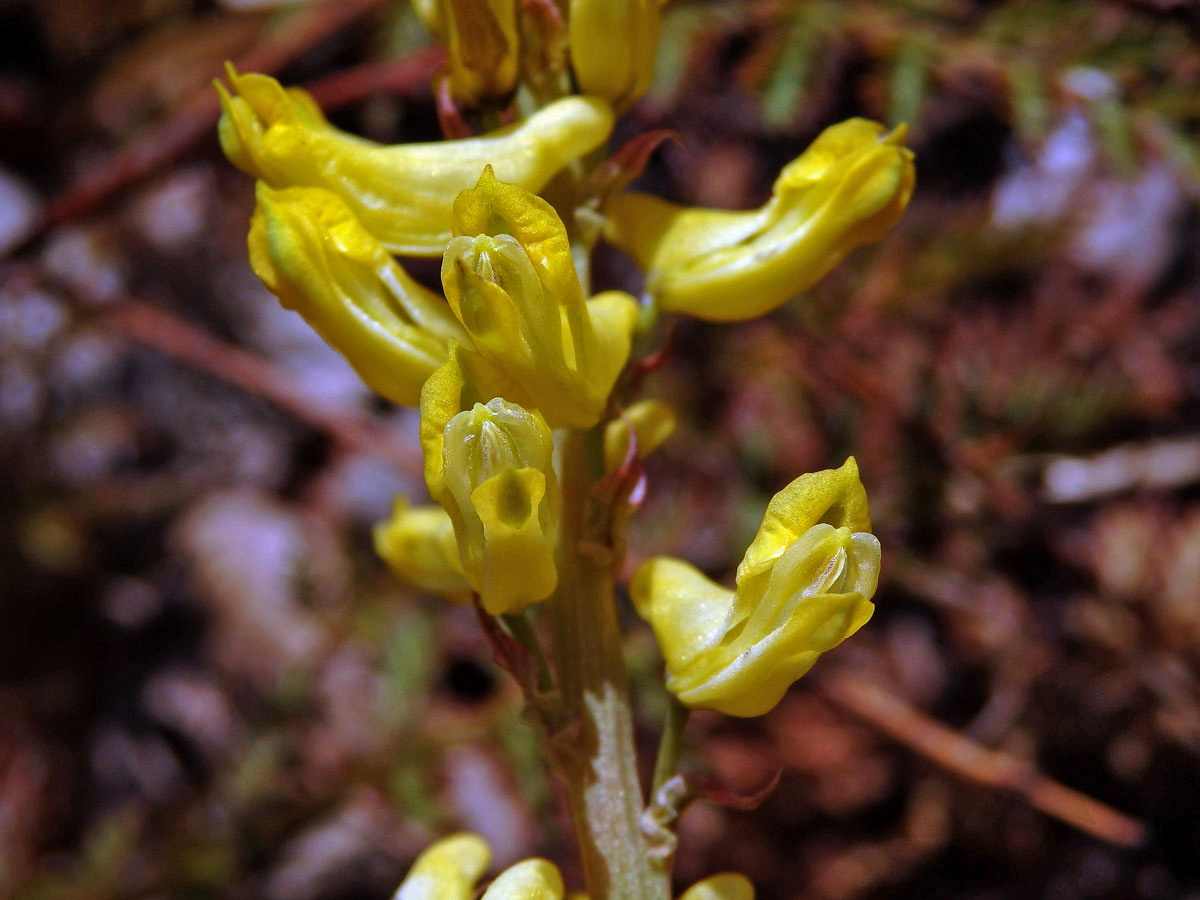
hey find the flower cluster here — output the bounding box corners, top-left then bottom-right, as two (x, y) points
(218, 2), (912, 894)
(216, 7), (908, 704)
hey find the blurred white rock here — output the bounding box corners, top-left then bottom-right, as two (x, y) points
(0, 286), (66, 352)
(129, 166), (215, 254)
(173, 490), (328, 684)
(41, 225), (126, 306)
(0, 166), (40, 256)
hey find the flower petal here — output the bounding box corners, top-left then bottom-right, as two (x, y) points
(678, 873), (755, 900)
(248, 182), (465, 406)
(374, 498), (470, 597)
(604, 119), (914, 321)
(393, 833), (490, 900)
(218, 69), (614, 255)
(480, 859), (563, 900)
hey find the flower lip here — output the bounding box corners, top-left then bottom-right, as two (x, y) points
(423, 353), (560, 616)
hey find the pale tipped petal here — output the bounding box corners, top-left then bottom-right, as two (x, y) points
(736, 457), (872, 594)
(479, 858), (564, 900)
(393, 833), (491, 900)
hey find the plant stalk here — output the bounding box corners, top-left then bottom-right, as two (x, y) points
(548, 428), (671, 900)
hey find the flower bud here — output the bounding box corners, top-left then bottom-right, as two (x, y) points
(421, 345), (559, 614)
(248, 183), (467, 406)
(632, 458), (879, 717)
(679, 873), (755, 900)
(569, 0), (660, 110)
(603, 399), (677, 471)
(604, 118), (915, 321)
(441, 0), (520, 107)
(478, 860), (563, 900)
(392, 833), (490, 900)
(441, 167), (638, 428)
(217, 67), (614, 255)
(374, 497), (470, 596)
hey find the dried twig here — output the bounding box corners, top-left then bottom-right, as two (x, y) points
(821, 670), (1148, 848)
(34, 0), (420, 235)
(104, 298), (421, 476)
(305, 46), (445, 110)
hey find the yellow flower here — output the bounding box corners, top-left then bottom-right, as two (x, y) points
(374, 497), (470, 596)
(569, 0), (660, 110)
(441, 167), (638, 428)
(631, 458), (880, 717)
(248, 182), (467, 407)
(391, 833), (753, 900)
(678, 873), (754, 900)
(441, 0), (521, 106)
(603, 399), (677, 471)
(604, 119), (915, 321)
(420, 344), (559, 614)
(216, 67), (614, 255)
(391, 833), (493, 900)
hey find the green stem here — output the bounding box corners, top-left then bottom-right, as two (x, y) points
(548, 429), (671, 900)
(651, 697), (691, 798)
